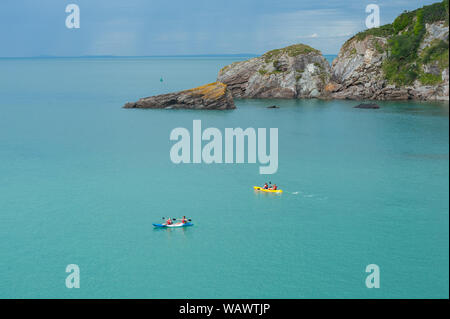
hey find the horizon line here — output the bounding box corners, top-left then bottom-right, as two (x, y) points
(0, 53), (339, 59)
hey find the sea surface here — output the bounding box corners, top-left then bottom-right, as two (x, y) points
(0, 56), (448, 298)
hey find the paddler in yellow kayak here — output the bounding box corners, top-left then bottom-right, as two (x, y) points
(261, 182), (278, 190)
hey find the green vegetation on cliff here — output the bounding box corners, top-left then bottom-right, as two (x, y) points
(350, 0), (449, 85)
(421, 39), (449, 68)
(354, 0), (448, 41)
(263, 44), (320, 63)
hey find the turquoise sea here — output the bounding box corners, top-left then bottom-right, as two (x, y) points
(0, 56), (448, 298)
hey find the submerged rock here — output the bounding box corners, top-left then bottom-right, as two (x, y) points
(123, 82), (236, 110)
(217, 44), (331, 99)
(354, 103), (380, 109)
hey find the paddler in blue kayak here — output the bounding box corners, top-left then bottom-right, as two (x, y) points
(181, 216), (188, 224)
(165, 217), (173, 225)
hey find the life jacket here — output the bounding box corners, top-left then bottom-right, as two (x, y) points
(273, 185), (277, 190)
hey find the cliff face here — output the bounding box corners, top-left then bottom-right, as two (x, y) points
(329, 1), (449, 101)
(217, 44), (331, 99)
(327, 36), (389, 99)
(123, 82), (236, 110)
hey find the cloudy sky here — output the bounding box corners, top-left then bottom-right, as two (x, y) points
(0, 0), (439, 57)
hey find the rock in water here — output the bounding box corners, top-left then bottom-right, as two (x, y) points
(123, 82), (236, 110)
(217, 44), (331, 99)
(354, 103), (380, 109)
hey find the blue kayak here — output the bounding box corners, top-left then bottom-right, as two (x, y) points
(153, 222), (194, 228)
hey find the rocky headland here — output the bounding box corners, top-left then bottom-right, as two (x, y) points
(124, 1), (448, 109)
(218, 1), (449, 101)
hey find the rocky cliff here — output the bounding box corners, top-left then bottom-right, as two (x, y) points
(123, 82), (236, 110)
(217, 44), (331, 99)
(328, 1), (449, 101)
(216, 1), (448, 102)
(124, 2), (448, 107)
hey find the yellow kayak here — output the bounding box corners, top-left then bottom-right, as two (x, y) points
(254, 186), (283, 193)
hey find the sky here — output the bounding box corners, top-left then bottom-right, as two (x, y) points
(0, 0), (441, 57)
